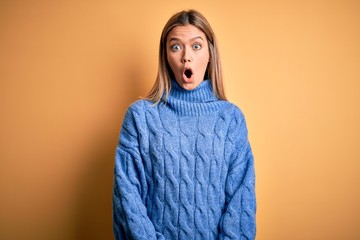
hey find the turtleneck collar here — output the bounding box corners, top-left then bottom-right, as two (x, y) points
(170, 79), (218, 103)
(161, 79), (225, 116)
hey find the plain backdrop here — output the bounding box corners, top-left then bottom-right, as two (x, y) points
(1, 0), (359, 239)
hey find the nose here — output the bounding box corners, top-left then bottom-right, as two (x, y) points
(182, 47), (192, 63)
(182, 56), (191, 63)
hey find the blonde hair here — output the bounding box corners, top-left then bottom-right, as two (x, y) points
(145, 9), (226, 103)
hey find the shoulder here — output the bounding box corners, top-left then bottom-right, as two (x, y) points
(219, 101), (246, 123)
(128, 99), (153, 113)
(123, 99), (155, 119)
(220, 101), (249, 144)
(122, 99), (163, 129)
(121, 99), (150, 124)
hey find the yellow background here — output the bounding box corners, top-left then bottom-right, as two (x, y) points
(1, 1), (359, 239)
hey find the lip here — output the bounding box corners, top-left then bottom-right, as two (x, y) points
(182, 67), (193, 81)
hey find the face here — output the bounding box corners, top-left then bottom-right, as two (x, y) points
(166, 24), (210, 90)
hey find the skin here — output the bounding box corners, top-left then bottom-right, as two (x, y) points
(166, 24), (210, 90)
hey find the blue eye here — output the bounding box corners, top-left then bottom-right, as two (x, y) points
(171, 44), (181, 51)
(193, 44), (201, 50)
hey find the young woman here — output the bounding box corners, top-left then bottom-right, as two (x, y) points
(113, 9), (256, 240)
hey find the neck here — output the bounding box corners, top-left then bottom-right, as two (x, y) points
(162, 79), (224, 116)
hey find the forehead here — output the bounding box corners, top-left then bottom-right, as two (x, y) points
(167, 24), (207, 41)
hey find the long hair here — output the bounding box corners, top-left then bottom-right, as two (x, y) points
(145, 9), (226, 103)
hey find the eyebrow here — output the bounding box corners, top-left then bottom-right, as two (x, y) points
(168, 36), (204, 42)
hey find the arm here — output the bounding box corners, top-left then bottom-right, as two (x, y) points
(112, 108), (165, 240)
(219, 111), (256, 240)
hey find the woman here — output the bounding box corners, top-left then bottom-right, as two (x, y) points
(113, 9), (256, 240)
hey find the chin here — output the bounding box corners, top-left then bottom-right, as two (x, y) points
(175, 75), (203, 90)
(182, 84), (196, 90)
(182, 81), (202, 90)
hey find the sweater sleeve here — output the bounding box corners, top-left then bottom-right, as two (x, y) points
(112, 107), (165, 240)
(219, 110), (256, 240)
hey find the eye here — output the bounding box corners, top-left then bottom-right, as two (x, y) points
(193, 44), (201, 50)
(171, 44), (181, 52)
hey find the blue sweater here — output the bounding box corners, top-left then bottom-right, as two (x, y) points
(113, 79), (256, 240)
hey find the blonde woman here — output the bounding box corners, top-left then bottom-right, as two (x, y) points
(113, 9), (256, 240)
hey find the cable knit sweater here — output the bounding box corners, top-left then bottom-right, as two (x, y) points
(113, 79), (256, 240)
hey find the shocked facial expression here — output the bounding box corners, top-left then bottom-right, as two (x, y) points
(166, 24), (210, 90)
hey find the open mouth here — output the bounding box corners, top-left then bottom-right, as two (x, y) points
(184, 69), (193, 78)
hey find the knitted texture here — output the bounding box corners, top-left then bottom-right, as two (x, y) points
(113, 80), (256, 240)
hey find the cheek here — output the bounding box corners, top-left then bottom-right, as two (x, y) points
(166, 54), (174, 68)
(167, 54), (180, 70)
(167, 51), (174, 63)
(166, 55), (178, 76)
(200, 53), (210, 68)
